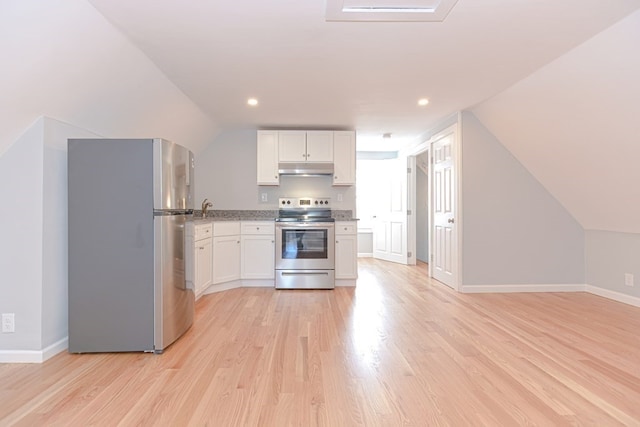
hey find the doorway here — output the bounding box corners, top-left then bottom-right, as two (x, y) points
(415, 151), (430, 269)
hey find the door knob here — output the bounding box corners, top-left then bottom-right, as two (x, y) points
(448, 218), (455, 224)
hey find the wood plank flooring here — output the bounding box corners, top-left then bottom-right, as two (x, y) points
(2, 258), (640, 425)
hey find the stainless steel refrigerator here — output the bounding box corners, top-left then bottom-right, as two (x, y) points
(68, 138), (195, 353)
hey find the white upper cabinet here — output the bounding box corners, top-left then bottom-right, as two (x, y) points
(257, 130), (355, 186)
(257, 131), (279, 185)
(305, 131), (334, 162)
(279, 131), (333, 163)
(278, 131), (307, 162)
(333, 131), (356, 186)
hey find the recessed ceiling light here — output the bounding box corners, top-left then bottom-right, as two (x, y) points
(247, 98), (258, 106)
(418, 98), (429, 106)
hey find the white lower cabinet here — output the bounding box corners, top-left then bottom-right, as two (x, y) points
(212, 222), (241, 284)
(195, 238), (212, 295)
(193, 223), (213, 297)
(335, 221), (358, 280)
(209, 221), (275, 287)
(241, 221), (275, 279)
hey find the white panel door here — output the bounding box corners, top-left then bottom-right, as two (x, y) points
(373, 158), (408, 264)
(431, 132), (456, 288)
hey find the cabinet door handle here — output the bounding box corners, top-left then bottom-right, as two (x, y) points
(336, 240), (339, 244)
(275, 175), (278, 179)
(199, 246), (205, 250)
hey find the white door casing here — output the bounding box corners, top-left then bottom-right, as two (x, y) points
(431, 129), (457, 289)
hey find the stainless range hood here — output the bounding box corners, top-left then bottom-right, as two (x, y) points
(278, 162), (334, 176)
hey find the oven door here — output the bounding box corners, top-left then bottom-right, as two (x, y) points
(275, 222), (335, 270)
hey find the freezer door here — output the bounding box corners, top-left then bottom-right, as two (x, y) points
(154, 214), (195, 351)
(153, 139), (195, 210)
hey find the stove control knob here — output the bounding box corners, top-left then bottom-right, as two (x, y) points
(286, 200), (291, 205)
(315, 200), (319, 205)
(281, 200), (286, 205)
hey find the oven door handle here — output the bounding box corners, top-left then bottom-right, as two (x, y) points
(276, 223), (335, 229)
(281, 271), (331, 276)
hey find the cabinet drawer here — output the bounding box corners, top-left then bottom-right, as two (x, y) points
(241, 221), (275, 235)
(335, 222), (357, 235)
(213, 221), (241, 236)
(194, 223), (212, 241)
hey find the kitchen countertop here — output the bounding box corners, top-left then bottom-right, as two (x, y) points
(192, 209), (357, 222)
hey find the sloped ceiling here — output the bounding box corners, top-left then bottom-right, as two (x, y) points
(473, 10), (640, 234)
(0, 0), (217, 156)
(86, 0), (640, 150)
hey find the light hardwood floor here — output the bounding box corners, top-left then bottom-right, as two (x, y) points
(2, 259), (640, 426)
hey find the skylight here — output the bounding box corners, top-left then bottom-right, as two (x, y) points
(326, 0), (459, 22)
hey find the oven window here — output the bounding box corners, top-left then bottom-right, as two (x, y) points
(281, 229), (328, 259)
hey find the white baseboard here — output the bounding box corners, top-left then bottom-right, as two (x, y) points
(336, 279), (357, 287)
(202, 279), (276, 295)
(0, 336), (68, 364)
(203, 281), (241, 295)
(460, 283), (640, 309)
(585, 285), (640, 308)
(241, 279), (275, 288)
(358, 253), (373, 258)
(460, 284), (586, 293)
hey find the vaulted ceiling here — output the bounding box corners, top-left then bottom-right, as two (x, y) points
(87, 0), (640, 150)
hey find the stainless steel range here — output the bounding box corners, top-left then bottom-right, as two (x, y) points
(275, 197), (335, 289)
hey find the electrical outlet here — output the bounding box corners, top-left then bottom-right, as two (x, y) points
(2, 313), (15, 333)
(625, 273), (634, 287)
(261, 193), (268, 202)
(337, 193), (343, 202)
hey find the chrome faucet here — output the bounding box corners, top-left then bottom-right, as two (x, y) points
(201, 198), (213, 218)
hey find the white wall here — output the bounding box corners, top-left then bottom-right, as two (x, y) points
(0, 119), (44, 352)
(0, 0), (217, 360)
(472, 10), (640, 234)
(0, 117), (100, 359)
(0, 0), (217, 156)
(195, 129), (356, 212)
(586, 231), (640, 299)
(461, 112), (585, 286)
